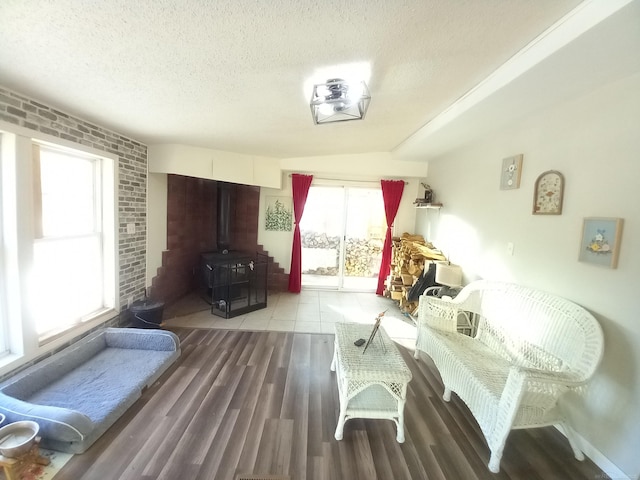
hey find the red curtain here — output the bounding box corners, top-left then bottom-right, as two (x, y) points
(288, 173), (314, 293)
(376, 179), (405, 295)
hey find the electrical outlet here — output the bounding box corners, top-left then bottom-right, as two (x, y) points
(127, 223), (135, 235)
(127, 297), (134, 308)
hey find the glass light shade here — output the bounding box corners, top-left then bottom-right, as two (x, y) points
(310, 79), (370, 125)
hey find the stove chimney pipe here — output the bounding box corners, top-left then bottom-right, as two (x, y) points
(217, 182), (232, 252)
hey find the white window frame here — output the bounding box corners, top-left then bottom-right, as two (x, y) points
(0, 132), (9, 357)
(32, 141), (117, 340)
(0, 121), (119, 374)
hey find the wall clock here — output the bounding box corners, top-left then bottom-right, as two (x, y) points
(533, 170), (564, 215)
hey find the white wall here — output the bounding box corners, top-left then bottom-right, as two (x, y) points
(146, 173), (167, 286)
(415, 73), (640, 479)
(259, 173), (294, 272)
(148, 144), (282, 188)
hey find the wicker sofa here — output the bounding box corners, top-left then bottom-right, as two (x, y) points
(414, 280), (604, 472)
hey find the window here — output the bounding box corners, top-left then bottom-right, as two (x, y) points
(31, 144), (115, 338)
(0, 133), (8, 356)
(0, 128), (117, 353)
(30, 143), (116, 340)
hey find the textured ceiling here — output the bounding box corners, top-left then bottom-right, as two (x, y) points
(0, 0), (601, 158)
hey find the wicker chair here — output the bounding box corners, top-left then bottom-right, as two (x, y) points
(414, 280), (604, 472)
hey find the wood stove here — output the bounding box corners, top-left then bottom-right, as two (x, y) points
(200, 251), (268, 318)
(197, 181), (268, 318)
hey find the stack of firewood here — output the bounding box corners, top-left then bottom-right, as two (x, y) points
(384, 232), (446, 314)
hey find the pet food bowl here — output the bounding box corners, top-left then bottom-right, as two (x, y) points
(0, 420), (40, 457)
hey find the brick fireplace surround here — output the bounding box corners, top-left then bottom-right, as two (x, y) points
(150, 175), (289, 306)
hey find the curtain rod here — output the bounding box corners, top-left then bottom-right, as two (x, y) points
(287, 174), (408, 185)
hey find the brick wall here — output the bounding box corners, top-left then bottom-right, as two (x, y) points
(232, 184), (260, 252)
(151, 176), (289, 304)
(0, 86), (147, 310)
(151, 177), (263, 304)
(150, 175), (217, 304)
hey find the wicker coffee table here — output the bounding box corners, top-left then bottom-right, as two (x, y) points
(330, 322), (412, 443)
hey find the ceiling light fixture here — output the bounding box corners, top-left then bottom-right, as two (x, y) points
(310, 78), (370, 125)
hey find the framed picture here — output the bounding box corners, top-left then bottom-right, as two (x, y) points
(362, 310), (387, 354)
(578, 217), (624, 269)
(500, 154), (523, 190)
(265, 196), (293, 231)
(533, 170), (564, 215)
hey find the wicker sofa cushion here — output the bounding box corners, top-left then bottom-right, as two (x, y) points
(476, 322), (567, 372)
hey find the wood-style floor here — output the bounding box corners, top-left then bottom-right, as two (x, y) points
(55, 328), (606, 480)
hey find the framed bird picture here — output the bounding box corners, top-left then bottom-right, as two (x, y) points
(579, 217), (623, 269)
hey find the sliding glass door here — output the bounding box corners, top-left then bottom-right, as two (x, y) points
(300, 185), (385, 291)
(342, 188), (385, 290)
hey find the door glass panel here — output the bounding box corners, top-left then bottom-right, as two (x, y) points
(342, 188), (385, 290)
(300, 185), (385, 291)
(300, 187), (344, 288)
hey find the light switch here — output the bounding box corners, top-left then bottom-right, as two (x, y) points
(507, 242), (514, 256)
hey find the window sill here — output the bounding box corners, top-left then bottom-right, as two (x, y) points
(0, 352), (24, 375)
(0, 308), (119, 380)
(38, 307), (119, 347)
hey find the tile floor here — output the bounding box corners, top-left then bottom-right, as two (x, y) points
(162, 289), (418, 349)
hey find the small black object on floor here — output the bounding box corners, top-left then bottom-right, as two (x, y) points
(130, 300), (165, 328)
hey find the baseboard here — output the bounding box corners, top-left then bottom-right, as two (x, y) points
(556, 425), (631, 479)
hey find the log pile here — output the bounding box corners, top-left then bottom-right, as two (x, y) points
(301, 231), (383, 277)
(384, 232), (446, 315)
(344, 237), (383, 277)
